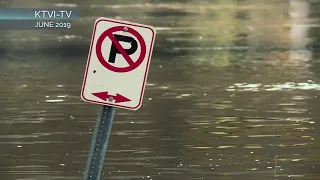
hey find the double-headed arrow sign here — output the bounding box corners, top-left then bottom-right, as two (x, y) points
(92, 91), (131, 103)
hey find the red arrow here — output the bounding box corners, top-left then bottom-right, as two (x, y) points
(92, 91), (131, 103)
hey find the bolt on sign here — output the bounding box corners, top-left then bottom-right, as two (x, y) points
(81, 17), (156, 110)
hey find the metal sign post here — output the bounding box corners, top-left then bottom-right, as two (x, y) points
(83, 105), (115, 180)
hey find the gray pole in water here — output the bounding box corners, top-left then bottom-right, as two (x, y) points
(83, 105), (116, 180)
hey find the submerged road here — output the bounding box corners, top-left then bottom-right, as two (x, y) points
(0, 0), (320, 179)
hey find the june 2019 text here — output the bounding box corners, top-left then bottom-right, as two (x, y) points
(34, 21), (72, 29)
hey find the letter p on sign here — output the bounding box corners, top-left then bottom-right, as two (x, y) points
(81, 17), (156, 110)
(109, 34), (138, 63)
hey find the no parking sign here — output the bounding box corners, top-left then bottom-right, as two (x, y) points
(81, 17), (157, 180)
(81, 17), (156, 110)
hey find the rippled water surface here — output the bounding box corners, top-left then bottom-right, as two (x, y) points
(1, 0), (320, 179)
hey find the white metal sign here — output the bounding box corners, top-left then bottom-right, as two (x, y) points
(81, 17), (156, 110)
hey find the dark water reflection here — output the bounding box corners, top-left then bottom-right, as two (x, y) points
(0, 0), (320, 179)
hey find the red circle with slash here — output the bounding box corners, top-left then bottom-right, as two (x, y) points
(96, 26), (147, 73)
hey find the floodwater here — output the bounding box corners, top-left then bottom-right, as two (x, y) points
(0, 0), (320, 179)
